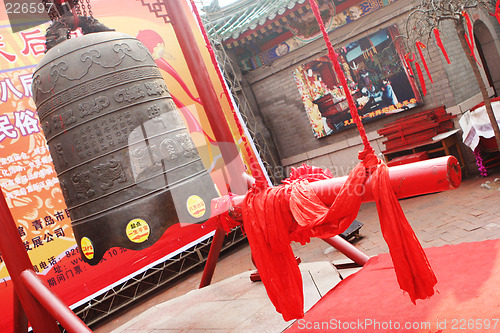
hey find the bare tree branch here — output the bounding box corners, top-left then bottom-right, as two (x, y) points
(404, 0), (500, 157)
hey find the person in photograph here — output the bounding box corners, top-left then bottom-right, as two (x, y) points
(381, 78), (399, 107)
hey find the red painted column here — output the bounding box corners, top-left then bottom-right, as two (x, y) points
(13, 292), (28, 332)
(20, 270), (92, 333)
(0, 190), (60, 333)
(163, 0), (247, 194)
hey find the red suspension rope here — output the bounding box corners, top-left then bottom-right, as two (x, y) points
(308, 0), (437, 307)
(308, 0), (373, 156)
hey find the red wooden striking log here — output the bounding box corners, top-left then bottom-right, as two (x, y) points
(200, 156), (461, 287)
(310, 155), (460, 206)
(228, 156), (460, 208)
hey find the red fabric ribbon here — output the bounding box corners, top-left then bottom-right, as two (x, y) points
(415, 62), (427, 96)
(282, 164), (333, 185)
(433, 28), (451, 64)
(243, 155), (438, 320)
(491, 0), (500, 26)
(404, 52), (415, 76)
(370, 165), (437, 302)
(463, 11), (480, 65)
(243, 184), (304, 321)
(416, 41), (433, 83)
(289, 161), (370, 244)
(308, 0), (371, 150)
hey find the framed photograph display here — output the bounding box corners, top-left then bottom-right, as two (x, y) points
(293, 25), (421, 138)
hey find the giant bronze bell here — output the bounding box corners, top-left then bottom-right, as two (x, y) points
(32, 31), (219, 265)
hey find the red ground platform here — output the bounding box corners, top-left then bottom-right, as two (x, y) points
(286, 239), (500, 332)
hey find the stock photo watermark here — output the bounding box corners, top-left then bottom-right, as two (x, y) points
(296, 318), (499, 331)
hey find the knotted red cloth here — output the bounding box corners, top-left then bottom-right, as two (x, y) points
(282, 164), (333, 185)
(242, 150), (436, 320)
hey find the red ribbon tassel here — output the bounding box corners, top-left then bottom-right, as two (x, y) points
(404, 52), (415, 76)
(463, 11), (480, 64)
(415, 62), (427, 96)
(491, 0), (500, 26)
(433, 28), (451, 64)
(415, 41), (433, 83)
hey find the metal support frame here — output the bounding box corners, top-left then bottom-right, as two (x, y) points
(163, 0), (248, 195)
(66, 227), (246, 330)
(196, 1), (282, 185)
(199, 226), (227, 288)
(322, 236), (369, 266)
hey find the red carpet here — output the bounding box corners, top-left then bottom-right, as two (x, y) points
(286, 240), (500, 332)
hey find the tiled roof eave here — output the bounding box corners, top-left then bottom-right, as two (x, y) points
(209, 0), (307, 43)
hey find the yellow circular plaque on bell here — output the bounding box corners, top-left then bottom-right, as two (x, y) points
(186, 195), (206, 218)
(126, 219), (150, 243)
(81, 237), (95, 260)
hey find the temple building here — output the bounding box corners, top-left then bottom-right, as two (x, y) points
(203, 0), (500, 179)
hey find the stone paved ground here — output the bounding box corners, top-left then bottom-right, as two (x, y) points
(93, 170), (500, 332)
